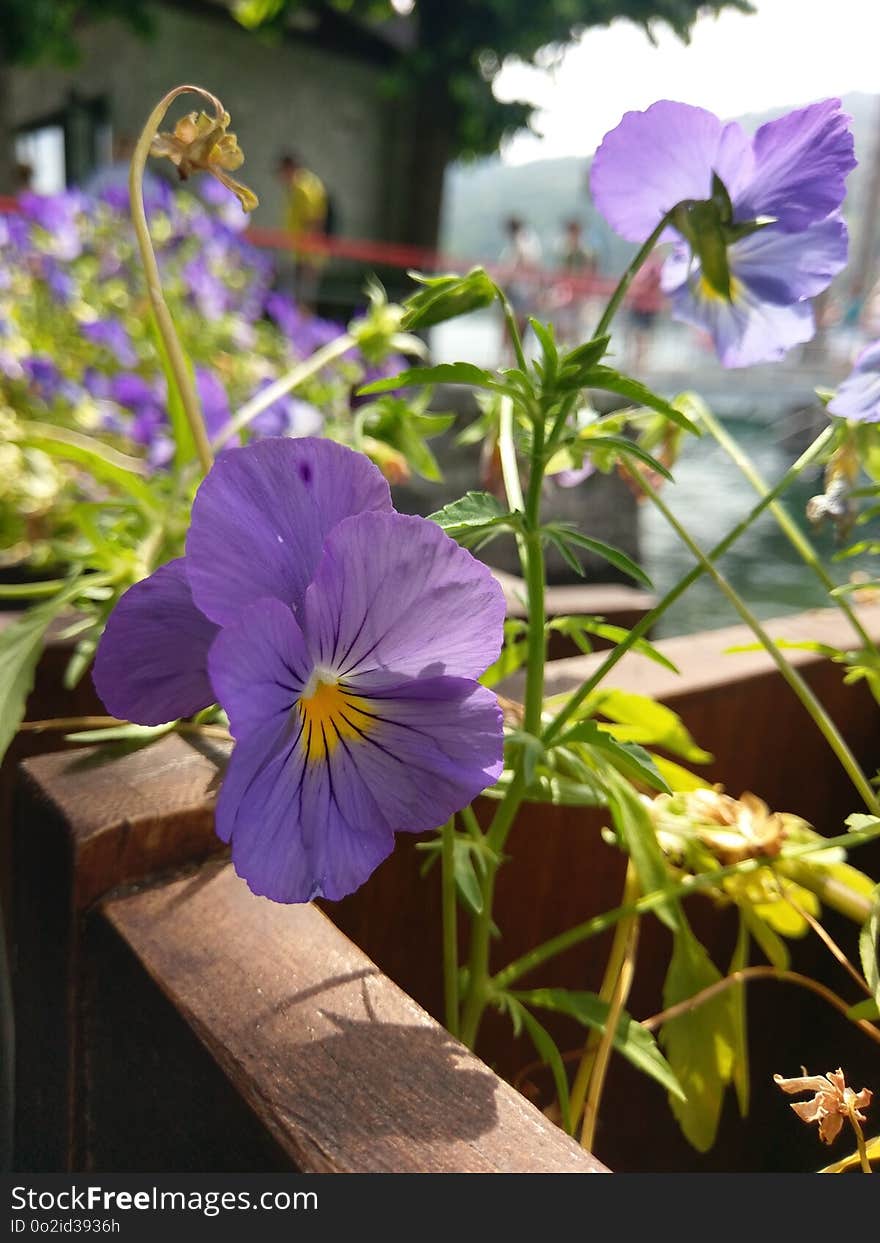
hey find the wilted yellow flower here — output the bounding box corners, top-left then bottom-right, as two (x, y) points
(151, 110), (258, 212)
(644, 786), (789, 866)
(775, 1068), (873, 1146)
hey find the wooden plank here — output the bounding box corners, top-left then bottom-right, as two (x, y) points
(101, 865), (606, 1174)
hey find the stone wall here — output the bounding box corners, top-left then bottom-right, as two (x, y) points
(5, 2), (408, 245)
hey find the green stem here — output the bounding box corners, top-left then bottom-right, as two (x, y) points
(213, 333), (356, 451)
(496, 289), (529, 376)
(543, 427), (834, 745)
(130, 85), (217, 475)
(441, 817), (460, 1039)
(851, 1113), (874, 1173)
(492, 819), (880, 990)
(700, 407), (875, 651)
(459, 395), (548, 1050)
(594, 213), (673, 340)
(636, 470), (880, 816)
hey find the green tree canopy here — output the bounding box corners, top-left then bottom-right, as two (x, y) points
(233, 0), (755, 157)
(0, 0), (151, 65)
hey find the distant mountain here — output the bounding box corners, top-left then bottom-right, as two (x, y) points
(440, 92), (880, 275)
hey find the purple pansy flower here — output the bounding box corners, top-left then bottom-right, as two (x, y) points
(93, 439), (505, 903)
(827, 341), (880, 423)
(590, 99), (855, 367)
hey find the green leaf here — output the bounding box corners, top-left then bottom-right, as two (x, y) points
(22, 423), (158, 513)
(401, 268), (497, 330)
(506, 730), (545, 786)
(541, 524), (652, 588)
(64, 722), (175, 744)
(452, 839), (484, 916)
(859, 884), (880, 1013)
(503, 997), (572, 1134)
(592, 689), (713, 764)
(558, 719), (670, 793)
(846, 998), (880, 1021)
(358, 361), (496, 396)
(660, 932), (737, 1153)
(428, 491), (518, 548)
(729, 914), (750, 1118)
(606, 776), (681, 933)
(511, 987), (684, 1102)
(146, 306), (198, 469)
(575, 434), (674, 482)
(549, 616), (677, 673)
(819, 1133), (880, 1173)
(0, 579), (84, 766)
(578, 367), (700, 435)
(739, 906), (791, 972)
(557, 334), (611, 376)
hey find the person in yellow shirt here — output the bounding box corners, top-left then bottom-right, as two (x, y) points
(276, 151), (328, 310)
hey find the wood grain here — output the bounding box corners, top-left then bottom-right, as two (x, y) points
(101, 866), (606, 1174)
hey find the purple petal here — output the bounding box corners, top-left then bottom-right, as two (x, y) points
(664, 262), (816, 368)
(208, 598), (310, 738)
(828, 340), (880, 422)
(590, 101), (752, 243)
(734, 99), (856, 232)
(215, 716), (395, 903)
(323, 676), (504, 834)
(186, 438), (392, 626)
(302, 511), (506, 683)
(727, 214), (849, 305)
(92, 559), (219, 725)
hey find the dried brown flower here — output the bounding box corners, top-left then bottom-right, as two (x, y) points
(151, 110), (258, 212)
(774, 1068), (873, 1145)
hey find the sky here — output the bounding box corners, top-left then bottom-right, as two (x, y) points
(495, 0), (880, 164)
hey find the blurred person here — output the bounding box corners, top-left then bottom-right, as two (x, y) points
(552, 217), (597, 345)
(276, 151), (328, 311)
(626, 249), (665, 370)
(14, 163), (33, 193)
(498, 215), (542, 361)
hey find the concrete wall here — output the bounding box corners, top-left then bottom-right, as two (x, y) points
(5, 2), (408, 243)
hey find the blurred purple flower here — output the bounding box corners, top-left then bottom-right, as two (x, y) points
(93, 438), (505, 903)
(265, 292), (347, 357)
(195, 366), (231, 439)
(19, 191), (84, 261)
(828, 341), (880, 423)
(591, 99), (855, 367)
(247, 378), (324, 437)
(81, 318), (138, 367)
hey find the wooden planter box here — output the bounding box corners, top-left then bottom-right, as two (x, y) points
(8, 604), (880, 1173)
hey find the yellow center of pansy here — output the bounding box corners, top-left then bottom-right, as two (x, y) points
(298, 673), (375, 764)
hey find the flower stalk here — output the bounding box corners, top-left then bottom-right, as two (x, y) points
(129, 86), (220, 475)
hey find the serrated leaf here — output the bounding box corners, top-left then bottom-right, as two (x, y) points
(578, 367), (700, 435)
(401, 268), (497, 330)
(660, 932), (737, 1153)
(428, 491), (518, 548)
(358, 361), (497, 396)
(511, 987), (684, 1101)
(0, 579), (84, 766)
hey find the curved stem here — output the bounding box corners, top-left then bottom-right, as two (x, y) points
(581, 910), (639, 1151)
(130, 86), (218, 475)
(441, 818), (460, 1039)
(635, 469), (880, 816)
(640, 965), (880, 1047)
(850, 1113), (874, 1173)
(213, 333), (356, 451)
(492, 820), (880, 990)
(594, 213), (672, 340)
(700, 407), (875, 651)
(543, 427), (834, 745)
(569, 862), (639, 1142)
